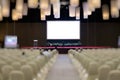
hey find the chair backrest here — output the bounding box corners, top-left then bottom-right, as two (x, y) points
(1, 65), (14, 80)
(11, 62), (21, 70)
(107, 70), (120, 80)
(98, 65), (111, 80)
(28, 62), (38, 77)
(9, 70), (25, 80)
(117, 64), (120, 70)
(0, 61), (7, 73)
(21, 65), (34, 80)
(0, 74), (3, 80)
(19, 60), (26, 65)
(88, 62), (99, 75)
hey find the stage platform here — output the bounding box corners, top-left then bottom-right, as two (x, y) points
(22, 46), (111, 54)
(22, 46), (111, 49)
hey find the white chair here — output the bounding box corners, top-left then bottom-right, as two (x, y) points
(1, 65), (14, 80)
(21, 65), (34, 80)
(98, 65), (111, 80)
(9, 70), (25, 80)
(107, 70), (120, 80)
(11, 62), (21, 70)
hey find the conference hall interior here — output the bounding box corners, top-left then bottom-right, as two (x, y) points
(0, 0), (120, 80)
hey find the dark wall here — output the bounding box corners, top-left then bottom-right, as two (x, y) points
(0, 22), (46, 47)
(81, 22), (120, 47)
(0, 22), (120, 47)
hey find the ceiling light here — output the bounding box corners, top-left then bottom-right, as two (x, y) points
(1, 0), (10, 17)
(111, 0), (119, 18)
(102, 4), (109, 20)
(69, 6), (76, 17)
(76, 7), (80, 20)
(28, 0), (38, 8)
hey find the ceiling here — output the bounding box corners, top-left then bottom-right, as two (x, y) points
(1, 0), (120, 23)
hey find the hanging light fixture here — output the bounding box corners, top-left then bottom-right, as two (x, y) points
(12, 9), (19, 21)
(28, 0), (38, 8)
(92, 0), (101, 8)
(16, 11), (22, 19)
(45, 6), (51, 16)
(23, 3), (28, 16)
(83, 2), (92, 19)
(40, 9), (46, 20)
(117, 0), (120, 9)
(15, 0), (24, 20)
(88, 0), (95, 12)
(83, 3), (88, 19)
(40, 0), (49, 9)
(1, 0), (10, 17)
(69, 6), (76, 17)
(86, 2), (92, 16)
(53, 2), (60, 18)
(111, 0), (119, 18)
(76, 7), (80, 20)
(70, 0), (79, 7)
(16, 0), (23, 12)
(102, 4), (109, 20)
(51, 0), (60, 18)
(88, 0), (101, 12)
(50, 0), (59, 4)
(2, 0), (118, 21)
(0, 6), (3, 21)
(50, 0), (56, 4)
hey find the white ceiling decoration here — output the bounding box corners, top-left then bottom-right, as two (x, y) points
(0, 0), (120, 21)
(102, 4), (110, 20)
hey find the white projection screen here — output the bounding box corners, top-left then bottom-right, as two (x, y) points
(47, 21), (80, 39)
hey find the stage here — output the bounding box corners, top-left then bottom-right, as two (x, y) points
(22, 46), (111, 54)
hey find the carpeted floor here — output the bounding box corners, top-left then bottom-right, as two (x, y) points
(46, 54), (80, 80)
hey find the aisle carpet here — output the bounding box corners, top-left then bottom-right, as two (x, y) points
(46, 54), (80, 80)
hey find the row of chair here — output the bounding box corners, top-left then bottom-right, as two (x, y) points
(0, 48), (58, 80)
(68, 48), (120, 80)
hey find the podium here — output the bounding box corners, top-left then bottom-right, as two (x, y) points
(33, 40), (38, 47)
